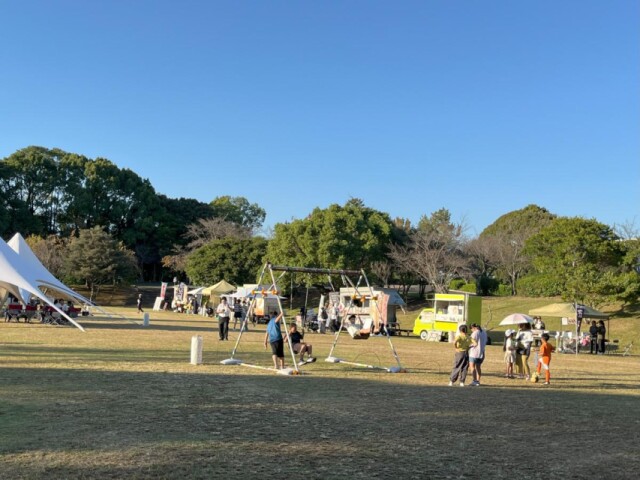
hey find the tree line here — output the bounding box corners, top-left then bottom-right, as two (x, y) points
(2, 146), (638, 307)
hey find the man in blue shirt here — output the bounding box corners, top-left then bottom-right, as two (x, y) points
(264, 311), (285, 369)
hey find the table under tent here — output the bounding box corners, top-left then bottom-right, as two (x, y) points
(220, 263), (406, 375)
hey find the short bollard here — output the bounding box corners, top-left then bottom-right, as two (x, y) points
(143, 313), (150, 327)
(191, 335), (203, 365)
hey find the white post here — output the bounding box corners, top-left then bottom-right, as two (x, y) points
(191, 335), (203, 365)
(143, 312), (150, 327)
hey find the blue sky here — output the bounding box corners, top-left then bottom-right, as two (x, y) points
(1, 1), (638, 235)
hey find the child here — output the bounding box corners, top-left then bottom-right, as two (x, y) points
(287, 324), (316, 364)
(536, 333), (555, 385)
(264, 311), (285, 369)
(449, 325), (477, 387)
(503, 329), (516, 378)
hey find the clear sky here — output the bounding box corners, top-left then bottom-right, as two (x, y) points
(1, 0), (638, 235)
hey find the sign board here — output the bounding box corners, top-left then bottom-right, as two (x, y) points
(152, 297), (163, 311)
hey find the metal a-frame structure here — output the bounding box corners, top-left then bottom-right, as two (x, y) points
(221, 263), (405, 375)
(220, 263), (302, 375)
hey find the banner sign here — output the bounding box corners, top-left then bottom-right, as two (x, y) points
(160, 282), (168, 299)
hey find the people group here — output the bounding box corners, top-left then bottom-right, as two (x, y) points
(588, 320), (607, 354)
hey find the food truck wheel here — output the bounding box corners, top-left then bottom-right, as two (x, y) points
(419, 330), (429, 341)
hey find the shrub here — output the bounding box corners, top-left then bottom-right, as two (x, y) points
(495, 284), (512, 297)
(517, 274), (561, 297)
(449, 279), (466, 290)
(460, 282), (477, 294)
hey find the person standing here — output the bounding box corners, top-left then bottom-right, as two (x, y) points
(469, 323), (487, 386)
(136, 294), (144, 313)
(589, 321), (598, 354)
(216, 298), (231, 341)
(264, 311), (285, 369)
(504, 330), (516, 379)
(328, 303), (339, 332)
(449, 325), (477, 387)
(516, 323), (534, 380)
(536, 333), (555, 385)
(232, 300), (243, 330)
(597, 320), (607, 354)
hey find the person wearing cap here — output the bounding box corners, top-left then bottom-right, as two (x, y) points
(504, 329), (516, 378)
(449, 324), (477, 387)
(469, 323), (488, 386)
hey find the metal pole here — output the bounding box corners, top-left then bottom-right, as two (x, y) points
(228, 263), (269, 360)
(268, 265), (300, 373)
(361, 268), (403, 371)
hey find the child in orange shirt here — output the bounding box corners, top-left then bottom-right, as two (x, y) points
(536, 333), (555, 385)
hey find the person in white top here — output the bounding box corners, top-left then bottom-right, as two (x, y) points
(469, 323), (488, 386)
(216, 298), (231, 340)
(516, 323), (535, 380)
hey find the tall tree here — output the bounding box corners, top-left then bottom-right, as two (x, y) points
(64, 227), (139, 299)
(210, 196), (266, 232)
(525, 217), (624, 304)
(389, 209), (469, 293)
(479, 205), (556, 295)
(266, 199), (396, 273)
(185, 237), (268, 286)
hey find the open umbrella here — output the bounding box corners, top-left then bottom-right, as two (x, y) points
(499, 313), (534, 326)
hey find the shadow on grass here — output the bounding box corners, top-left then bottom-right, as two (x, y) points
(1, 366), (639, 479)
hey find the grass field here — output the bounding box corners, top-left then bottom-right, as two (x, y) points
(1, 305), (639, 479)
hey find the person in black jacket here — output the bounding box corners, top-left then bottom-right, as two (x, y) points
(589, 321), (598, 354)
(597, 320), (607, 354)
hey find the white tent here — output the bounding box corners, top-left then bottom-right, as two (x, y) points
(7, 233), (95, 306)
(0, 237), (85, 331)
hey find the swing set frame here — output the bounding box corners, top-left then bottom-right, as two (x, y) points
(220, 263), (406, 374)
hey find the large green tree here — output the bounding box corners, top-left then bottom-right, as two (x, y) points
(210, 196), (266, 232)
(265, 199), (396, 273)
(64, 227), (139, 299)
(525, 217), (624, 304)
(478, 204), (556, 295)
(185, 237), (268, 286)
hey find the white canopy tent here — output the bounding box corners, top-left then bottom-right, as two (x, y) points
(7, 233), (95, 306)
(0, 237), (85, 331)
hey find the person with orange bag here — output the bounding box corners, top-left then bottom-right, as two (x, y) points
(536, 333), (555, 385)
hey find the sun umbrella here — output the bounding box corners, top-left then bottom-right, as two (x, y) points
(499, 313), (534, 326)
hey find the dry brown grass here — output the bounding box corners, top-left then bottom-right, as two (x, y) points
(1, 308), (639, 479)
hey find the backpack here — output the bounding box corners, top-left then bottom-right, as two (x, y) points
(321, 309), (328, 320)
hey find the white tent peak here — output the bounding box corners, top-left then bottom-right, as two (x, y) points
(7, 233), (94, 307)
(0, 236), (85, 331)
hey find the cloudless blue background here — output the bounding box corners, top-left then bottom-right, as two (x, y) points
(1, 0), (638, 234)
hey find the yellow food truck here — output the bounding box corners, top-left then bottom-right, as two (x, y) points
(413, 291), (482, 341)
